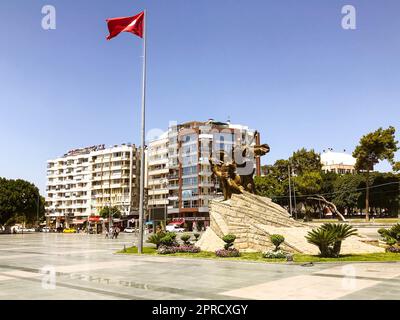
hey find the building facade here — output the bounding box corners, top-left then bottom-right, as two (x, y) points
(165, 119), (259, 230)
(146, 132), (169, 223)
(45, 144), (140, 229)
(321, 150), (356, 174)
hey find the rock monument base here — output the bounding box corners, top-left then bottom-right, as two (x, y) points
(196, 192), (383, 254)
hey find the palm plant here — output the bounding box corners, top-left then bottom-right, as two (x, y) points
(306, 223), (357, 257)
(146, 231), (166, 248)
(305, 228), (337, 257)
(180, 234), (191, 245)
(320, 223), (358, 256)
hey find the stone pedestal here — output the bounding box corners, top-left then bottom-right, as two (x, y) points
(197, 192), (384, 254)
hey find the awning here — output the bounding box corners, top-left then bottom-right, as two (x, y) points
(72, 219), (86, 224)
(170, 218), (185, 225)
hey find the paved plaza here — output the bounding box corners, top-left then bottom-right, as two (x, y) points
(0, 233), (399, 300)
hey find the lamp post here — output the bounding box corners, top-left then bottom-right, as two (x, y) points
(161, 178), (169, 230)
(108, 202), (112, 236)
(36, 192), (40, 229)
(288, 165), (293, 217)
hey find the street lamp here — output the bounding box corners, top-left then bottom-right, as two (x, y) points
(161, 178), (169, 230)
(36, 192), (40, 229)
(107, 201), (112, 237)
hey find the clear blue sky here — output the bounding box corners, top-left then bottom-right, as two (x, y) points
(1, 0), (399, 194)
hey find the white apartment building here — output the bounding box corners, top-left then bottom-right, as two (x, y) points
(46, 149), (91, 228)
(321, 150), (356, 174)
(90, 144), (140, 216)
(147, 119), (260, 230)
(45, 144), (140, 228)
(146, 132), (169, 222)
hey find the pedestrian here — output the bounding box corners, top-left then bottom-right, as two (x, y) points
(105, 228), (109, 239)
(115, 226), (120, 239)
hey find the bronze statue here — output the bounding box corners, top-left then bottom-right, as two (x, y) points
(209, 160), (244, 200)
(209, 132), (270, 200)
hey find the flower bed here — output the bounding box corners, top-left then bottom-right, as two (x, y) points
(157, 245), (201, 255)
(263, 250), (288, 259)
(215, 248), (240, 257)
(386, 246), (400, 253)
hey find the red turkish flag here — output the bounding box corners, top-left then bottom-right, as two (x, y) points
(106, 11), (144, 40)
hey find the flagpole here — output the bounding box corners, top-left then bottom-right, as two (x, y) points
(138, 10), (147, 254)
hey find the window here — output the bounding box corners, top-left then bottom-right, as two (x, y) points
(182, 166), (197, 176)
(183, 177), (198, 186)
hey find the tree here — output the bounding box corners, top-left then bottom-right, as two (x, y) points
(0, 178), (45, 226)
(293, 171), (322, 196)
(369, 172), (400, 217)
(99, 206), (121, 219)
(320, 172), (338, 202)
(353, 126), (399, 221)
(333, 174), (364, 213)
(289, 148), (322, 176)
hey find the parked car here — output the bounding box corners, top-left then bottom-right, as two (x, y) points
(41, 227), (51, 233)
(63, 228), (77, 233)
(21, 228), (36, 232)
(166, 224), (185, 232)
(123, 227), (137, 233)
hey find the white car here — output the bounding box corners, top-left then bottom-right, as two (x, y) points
(166, 225), (185, 232)
(41, 227), (51, 233)
(124, 227), (137, 233)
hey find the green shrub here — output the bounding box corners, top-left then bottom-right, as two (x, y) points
(386, 237), (397, 246)
(159, 232), (178, 247)
(270, 234), (285, 251)
(180, 234), (191, 245)
(193, 233), (200, 241)
(146, 231), (166, 248)
(222, 234), (236, 250)
(378, 224), (400, 246)
(305, 223), (358, 258)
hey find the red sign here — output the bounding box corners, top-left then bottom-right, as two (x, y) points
(88, 216), (100, 222)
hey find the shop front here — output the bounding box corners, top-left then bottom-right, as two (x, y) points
(88, 216), (102, 234)
(170, 216), (209, 231)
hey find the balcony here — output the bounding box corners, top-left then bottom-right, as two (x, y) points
(148, 168), (169, 176)
(148, 199), (169, 206)
(199, 172), (212, 177)
(199, 182), (214, 187)
(199, 157), (210, 164)
(167, 208), (179, 214)
(148, 189), (169, 196)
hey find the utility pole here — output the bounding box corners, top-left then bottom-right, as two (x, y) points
(288, 165), (293, 217)
(36, 192), (40, 228)
(292, 174), (297, 219)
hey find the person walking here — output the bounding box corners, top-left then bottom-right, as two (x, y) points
(110, 226), (114, 239)
(115, 226), (120, 239)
